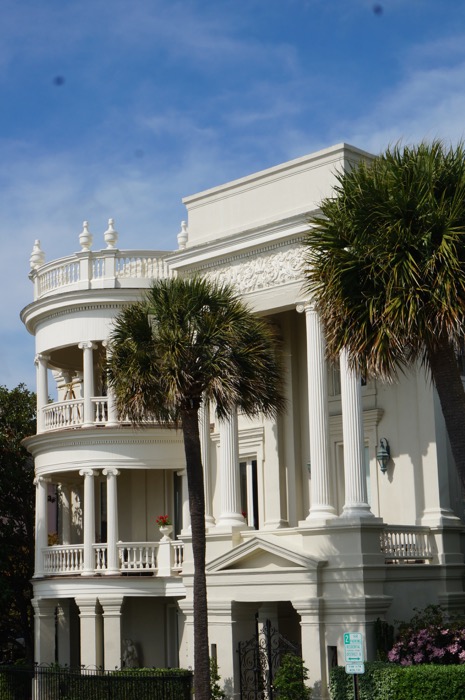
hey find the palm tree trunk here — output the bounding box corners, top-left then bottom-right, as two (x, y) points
(181, 406), (211, 700)
(427, 338), (465, 493)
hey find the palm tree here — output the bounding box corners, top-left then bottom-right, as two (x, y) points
(305, 141), (465, 490)
(107, 276), (285, 700)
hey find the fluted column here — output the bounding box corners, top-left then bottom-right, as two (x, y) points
(34, 476), (49, 577)
(80, 468), (98, 575)
(79, 341), (97, 427)
(339, 349), (373, 517)
(216, 410), (245, 528)
(103, 468), (120, 574)
(296, 302), (336, 520)
(199, 400), (215, 529)
(103, 340), (119, 426)
(35, 354), (50, 433)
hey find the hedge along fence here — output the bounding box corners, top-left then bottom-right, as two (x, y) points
(329, 662), (465, 700)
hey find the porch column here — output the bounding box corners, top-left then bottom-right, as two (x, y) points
(179, 470), (191, 535)
(216, 410), (245, 528)
(58, 484), (71, 545)
(32, 598), (57, 664)
(35, 353), (49, 433)
(34, 476), (49, 578)
(103, 340), (119, 426)
(79, 341), (97, 427)
(263, 417), (286, 529)
(56, 601), (71, 666)
(101, 596), (124, 670)
(79, 469), (98, 575)
(199, 400), (215, 529)
(296, 302), (336, 520)
(339, 349), (373, 518)
(177, 599), (194, 671)
(75, 596), (103, 669)
(293, 599), (328, 700)
(103, 468), (120, 574)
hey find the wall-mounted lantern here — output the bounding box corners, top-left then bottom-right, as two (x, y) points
(377, 438), (390, 474)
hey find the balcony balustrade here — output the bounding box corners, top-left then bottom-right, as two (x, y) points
(41, 540), (184, 576)
(380, 525), (433, 563)
(31, 249), (171, 301)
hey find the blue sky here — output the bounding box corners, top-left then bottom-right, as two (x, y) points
(2, 0), (465, 389)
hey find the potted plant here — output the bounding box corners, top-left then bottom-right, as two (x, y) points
(156, 514), (173, 540)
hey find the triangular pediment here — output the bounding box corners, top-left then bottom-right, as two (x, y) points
(206, 536), (324, 573)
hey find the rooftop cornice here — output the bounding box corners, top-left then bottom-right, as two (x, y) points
(182, 142), (374, 206)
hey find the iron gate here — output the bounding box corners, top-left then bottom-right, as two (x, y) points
(237, 618), (300, 700)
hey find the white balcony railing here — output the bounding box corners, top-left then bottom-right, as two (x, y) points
(380, 526), (433, 563)
(41, 540), (184, 576)
(32, 249), (172, 301)
(43, 545), (84, 574)
(43, 399), (84, 430)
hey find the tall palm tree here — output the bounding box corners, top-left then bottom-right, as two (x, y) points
(107, 276), (285, 700)
(305, 141), (465, 490)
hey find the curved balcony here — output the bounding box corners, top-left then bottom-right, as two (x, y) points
(43, 398), (111, 431)
(41, 540), (184, 577)
(30, 249), (172, 302)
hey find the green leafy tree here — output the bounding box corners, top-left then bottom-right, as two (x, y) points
(305, 141), (465, 489)
(108, 277), (284, 700)
(0, 384), (36, 663)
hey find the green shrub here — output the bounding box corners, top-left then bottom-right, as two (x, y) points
(210, 658), (225, 700)
(329, 662), (465, 700)
(273, 654), (311, 700)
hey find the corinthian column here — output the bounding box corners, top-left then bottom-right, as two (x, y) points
(339, 349), (373, 517)
(296, 302), (336, 520)
(216, 410), (245, 528)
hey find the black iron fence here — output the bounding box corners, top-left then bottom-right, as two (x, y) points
(0, 665), (193, 700)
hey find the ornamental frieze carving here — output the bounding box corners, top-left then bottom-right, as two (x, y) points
(202, 244), (306, 294)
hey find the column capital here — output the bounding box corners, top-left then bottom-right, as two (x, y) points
(34, 353), (50, 365)
(296, 300), (316, 315)
(79, 468), (99, 477)
(78, 341), (98, 351)
(34, 476), (50, 486)
(102, 468), (120, 477)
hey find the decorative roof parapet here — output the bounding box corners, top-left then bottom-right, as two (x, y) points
(79, 221), (93, 251)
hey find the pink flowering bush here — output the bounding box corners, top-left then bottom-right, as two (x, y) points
(388, 606), (465, 666)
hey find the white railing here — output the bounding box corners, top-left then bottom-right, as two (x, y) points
(42, 540), (184, 576)
(118, 542), (159, 572)
(381, 526), (433, 563)
(43, 399), (84, 430)
(92, 398), (108, 425)
(172, 541), (184, 571)
(94, 544), (108, 572)
(43, 545), (84, 574)
(37, 259), (80, 296)
(115, 255), (170, 280)
(33, 249), (171, 300)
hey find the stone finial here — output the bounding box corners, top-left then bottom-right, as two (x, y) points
(104, 218), (118, 249)
(177, 221), (188, 250)
(30, 239), (45, 270)
(79, 221), (93, 251)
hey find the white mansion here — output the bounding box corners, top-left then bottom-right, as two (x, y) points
(21, 143), (465, 699)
